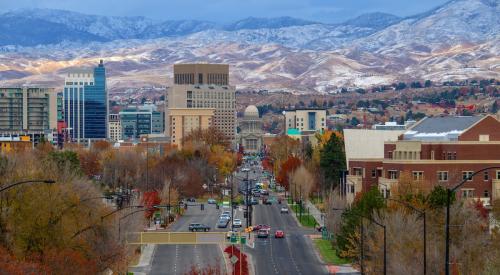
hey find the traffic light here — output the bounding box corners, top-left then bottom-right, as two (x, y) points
(200, 203), (204, 211)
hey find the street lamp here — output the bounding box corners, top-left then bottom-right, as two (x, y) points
(385, 198), (426, 275)
(333, 208), (387, 275)
(445, 166), (500, 275)
(0, 179), (56, 193)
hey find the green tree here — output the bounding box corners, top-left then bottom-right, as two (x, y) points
(319, 133), (346, 191)
(427, 185), (455, 209)
(424, 80), (432, 87)
(47, 151), (80, 172)
(491, 100), (498, 114)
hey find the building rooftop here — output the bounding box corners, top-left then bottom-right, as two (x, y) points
(404, 116), (483, 141)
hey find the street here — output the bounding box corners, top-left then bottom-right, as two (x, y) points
(132, 160), (327, 275)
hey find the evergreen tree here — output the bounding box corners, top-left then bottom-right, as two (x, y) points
(319, 133), (346, 191)
(491, 100), (498, 114)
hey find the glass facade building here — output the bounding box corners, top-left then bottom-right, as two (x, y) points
(63, 60), (108, 142)
(119, 105), (164, 140)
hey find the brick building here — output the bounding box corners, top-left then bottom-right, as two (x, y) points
(345, 115), (500, 206)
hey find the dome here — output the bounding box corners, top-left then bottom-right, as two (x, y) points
(244, 105), (259, 118)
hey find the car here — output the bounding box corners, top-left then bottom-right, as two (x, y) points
(252, 224), (271, 231)
(220, 213), (231, 220)
(280, 207), (289, 214)
(233, 219), (242, 227)
(263, 198), (272, 205)
(189, 223), (210, 232)
(187, 197), (196, 202)
(217, 219), (229, 228)
(274, 230), (285, 238)
(222, 211), (231, 215)
(207, 198), (216, 204)
(260, 189), (269, 196)
(257, 229), (269, 238)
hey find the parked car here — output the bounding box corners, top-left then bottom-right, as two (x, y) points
(274, 230), (285, 238)
(257, 229), (269, 238)
(280, 207), (289, 214)
(251, 198), (258, 205)
(189, 223), (210, 232)
(263, 198), (272, 205)
(233, 219), (242, 228)
(187, 197), (196, 202)
(207, 198), (216, 204)
(217, 219), (229, 228)
(260, 189), (269, 196)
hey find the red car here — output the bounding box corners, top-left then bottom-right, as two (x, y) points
(274, 230), (285, 238)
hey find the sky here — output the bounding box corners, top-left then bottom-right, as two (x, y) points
(0, 0), (450, 23)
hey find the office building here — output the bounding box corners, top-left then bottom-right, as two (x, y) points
(166, 64), (236, 143)
(238, 105), (263, 153)
(63, 60), (108, 143)
(108, 114), (122, 142)
(119, 105), (164, 140)
(0, 87), (58, 133)
(345, 115), (500, 206)
(284, 108), (327, 145)
(167, 108), (214, 148)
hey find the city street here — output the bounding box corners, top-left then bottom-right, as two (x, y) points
(248, 202), (327, 275)
(150, 200), (248, 274)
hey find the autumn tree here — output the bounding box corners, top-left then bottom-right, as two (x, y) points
(276, 156), (301, 190)
(290, 165), (315, 200)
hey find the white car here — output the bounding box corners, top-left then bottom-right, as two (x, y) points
(280, 207), (289, 214)
(220, 214), (231, 220)
(233, 219), (242, 227)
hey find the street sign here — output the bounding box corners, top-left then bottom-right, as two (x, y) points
(230, 255), (239, 264)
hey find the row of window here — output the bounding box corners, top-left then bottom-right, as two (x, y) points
(355, 168), (500, 181)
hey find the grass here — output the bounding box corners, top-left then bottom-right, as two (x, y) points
(297, 214), (317, 228)
(313, 239), (351, 265)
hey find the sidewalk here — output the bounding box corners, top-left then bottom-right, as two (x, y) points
(305, 200), (324, 226)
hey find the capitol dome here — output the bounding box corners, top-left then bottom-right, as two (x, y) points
(244, 105), (259, 118)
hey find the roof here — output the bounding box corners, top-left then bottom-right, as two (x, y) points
(404, 116), (484, 141)
(244, 105), (259, 118)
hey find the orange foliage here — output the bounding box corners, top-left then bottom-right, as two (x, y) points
(41, 248), (99, 275)
(143, 191), (161, 218)
(276, 156), (301, 190)
(0, 246), (47, 275)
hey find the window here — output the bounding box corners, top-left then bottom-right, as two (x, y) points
(447, 152), (452, 160)
(484, 171), (489, 181)
(412, 171), (424, 180)
(352, 168), (363, 176)
(484, 190), (489, 198)
(437, 171), (449, 182)
(497, 170), (500, 180)
(461, 189), (474, 198)
(388, 170), (398, 179)
(371, 169), (376, 178)
(462, 171), (473, 181)
(388, 151), (393, 159)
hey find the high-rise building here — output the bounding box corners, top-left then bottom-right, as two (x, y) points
(119, 105), (164, 140)
(166, 64), (236, 143)
(0, 87), (58, 133)
(167, 108), (215, 148)
(108, 113), (122, 142)
(63, 60), (108, 143)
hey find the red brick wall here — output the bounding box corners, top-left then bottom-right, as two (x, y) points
(459, 116), (500, 141)
(382, 162), (499, 199)
(420, 143), (500, 160)
(349, 160), (383, 191)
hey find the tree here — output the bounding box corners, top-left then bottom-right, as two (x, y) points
(276, 156), (301, 190)
(350, 117), (360, 127)
(491, 100), (498, 114)
(424, 80), (432, 88)
(319, 132), (346, 191)
(291, 165), (314, 200)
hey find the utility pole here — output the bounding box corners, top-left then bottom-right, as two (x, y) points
(230, 173), (234, 231)
(245, 169), (250, 229)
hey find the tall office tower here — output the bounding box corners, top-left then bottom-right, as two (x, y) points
(63, 60), (108, 143)
(166, 64), (236, 143)
(108, 113), (122, 142)
(0, 87), (58, 133)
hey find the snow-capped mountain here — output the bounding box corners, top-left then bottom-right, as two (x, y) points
(0, 0), (498, 93)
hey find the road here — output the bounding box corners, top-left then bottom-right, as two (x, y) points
(145, 200), (247, 275)
(248, 202), (327, 275)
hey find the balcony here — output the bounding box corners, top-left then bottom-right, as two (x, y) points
(378, 177), (398, 198)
